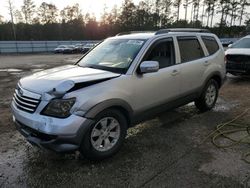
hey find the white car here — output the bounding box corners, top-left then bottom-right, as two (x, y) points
(226, 35), (250, 75)
(54, 45), (75, 54)
(11, 29), (226, 160)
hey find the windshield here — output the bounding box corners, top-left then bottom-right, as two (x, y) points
(231, 38), (250, 48)
(78, 39), (146, 74)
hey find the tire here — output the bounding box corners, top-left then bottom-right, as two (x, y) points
(195, 79), (219, 112)
(80, 109), (127, 161)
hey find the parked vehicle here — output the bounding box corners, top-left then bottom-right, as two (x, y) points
(54, 45), (68, 53)
(225, 35), (250, 75)
(74, 44), (84, 53)
(62, 45), (76, 54)
(11, 29), (226, 160)
(220, 38), (234, 47)
(82, 43), (96, 53)
(54, 45), (75, 54)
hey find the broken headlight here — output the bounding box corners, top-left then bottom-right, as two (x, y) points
(42, 98), (76, 118)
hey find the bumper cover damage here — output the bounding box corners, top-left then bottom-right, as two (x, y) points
(12, 102), (93, 153)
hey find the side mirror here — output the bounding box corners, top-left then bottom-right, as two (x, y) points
(139, 61), (159, 74)
(228, 44), (232, 48)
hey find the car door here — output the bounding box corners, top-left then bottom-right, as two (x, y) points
(132, 37), (181, 113)
(176, 36), (207, 95)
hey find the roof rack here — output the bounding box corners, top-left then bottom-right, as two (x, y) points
(155, 28), (210, 35)
(116, 31), (154, 36)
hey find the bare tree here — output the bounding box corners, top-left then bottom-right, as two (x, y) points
(205, 0), (212, 27)
(229, 0), (240, 26)
(209, 0), (216, 27)
(183, 0), (190, 21)
(200, 0), (206, 26)
(173, 0), (182, 21)
(60, 4), (82, 23)
(239, 0), (250, 25)
(21, 0), (36, 24)
(7, 0), (16, 40)
(194, 0), (201, 22)
(0, 15), (4, 24)
(14, 10), (24, 23)
(38, 2), (58, 24)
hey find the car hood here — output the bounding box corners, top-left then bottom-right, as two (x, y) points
(225, 48), (250, 55)
(19, 65), (120, 94)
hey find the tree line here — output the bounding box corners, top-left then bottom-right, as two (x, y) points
(0, 0), (250, 41)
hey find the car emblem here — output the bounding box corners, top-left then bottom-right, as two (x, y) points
(18, 88), (23, 96)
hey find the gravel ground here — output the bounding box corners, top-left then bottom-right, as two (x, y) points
(0, 54), (250, 188)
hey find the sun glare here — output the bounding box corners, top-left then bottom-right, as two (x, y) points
(76, 0), (124, 21)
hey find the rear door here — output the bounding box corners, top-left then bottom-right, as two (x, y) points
(176, 36), (207, 95)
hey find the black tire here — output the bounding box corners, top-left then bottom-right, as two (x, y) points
(80, 109), (127, 161)
(195, 79), (219, 112)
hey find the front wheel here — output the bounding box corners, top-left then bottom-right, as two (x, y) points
(80, 109), (127, 160)
(195, 79), (219, 112)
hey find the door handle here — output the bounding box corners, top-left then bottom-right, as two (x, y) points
(171, 69), (179, 76)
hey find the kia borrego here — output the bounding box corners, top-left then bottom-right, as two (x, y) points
(11, 28), (226, 160)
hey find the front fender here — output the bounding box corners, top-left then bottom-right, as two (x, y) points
(83, 98), (133, 119)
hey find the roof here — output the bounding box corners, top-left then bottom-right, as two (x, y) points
(113, 33), (155, 40)
(112, 28), (213, 40)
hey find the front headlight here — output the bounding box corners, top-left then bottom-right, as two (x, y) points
(41, 98), (76, 118)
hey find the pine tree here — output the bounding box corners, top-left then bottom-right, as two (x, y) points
(21, 0), (36, 24)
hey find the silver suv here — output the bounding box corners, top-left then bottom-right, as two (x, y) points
(11, 29), (226, 160)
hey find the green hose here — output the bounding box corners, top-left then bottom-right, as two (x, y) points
(202, 108), (250, 163)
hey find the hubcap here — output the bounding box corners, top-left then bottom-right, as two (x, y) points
(90, 117), (121, 152)
(205, 84), (216, 106)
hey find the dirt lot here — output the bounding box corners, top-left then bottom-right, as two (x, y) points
(0, 54), (250, 188)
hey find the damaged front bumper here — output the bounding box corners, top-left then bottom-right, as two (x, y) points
(11, 101), (93, 153)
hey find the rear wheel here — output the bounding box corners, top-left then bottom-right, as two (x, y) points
(195, 79), (219, 112)
(80, 109), (127, 160)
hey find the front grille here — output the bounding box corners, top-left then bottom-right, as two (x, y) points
(226, 55), (250, 62)
(13, 86), (41, 113)
(226, 54), (250, 71)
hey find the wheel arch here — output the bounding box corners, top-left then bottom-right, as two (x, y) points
(84, 99), (133, 127)
(204, 71), (223, 89)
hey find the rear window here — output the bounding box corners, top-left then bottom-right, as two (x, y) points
(201, 36), (219, 55)
(177, 37), (205, 63)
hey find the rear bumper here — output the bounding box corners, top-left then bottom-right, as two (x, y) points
(11, 101), (94, 152)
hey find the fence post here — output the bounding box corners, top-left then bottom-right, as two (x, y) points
(45, 41), (48, 53)
(30, 40), (33, 53)
(15, 41), (18, 53)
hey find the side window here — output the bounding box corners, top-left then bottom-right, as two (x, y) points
(201, 36), (219, 55)
(144, 39), (175, 69)
(177, 37), (205, 63)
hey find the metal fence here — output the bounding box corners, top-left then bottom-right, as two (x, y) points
(0, 40), (100, 53)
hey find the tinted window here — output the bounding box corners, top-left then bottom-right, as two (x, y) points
(145, 39), (175, 69)
(177, 37), (204, 63)
(202, 36), (219, 55)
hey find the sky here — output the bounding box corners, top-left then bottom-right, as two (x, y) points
(1, 0), (141, 21)
(1, 0), (248, 25)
